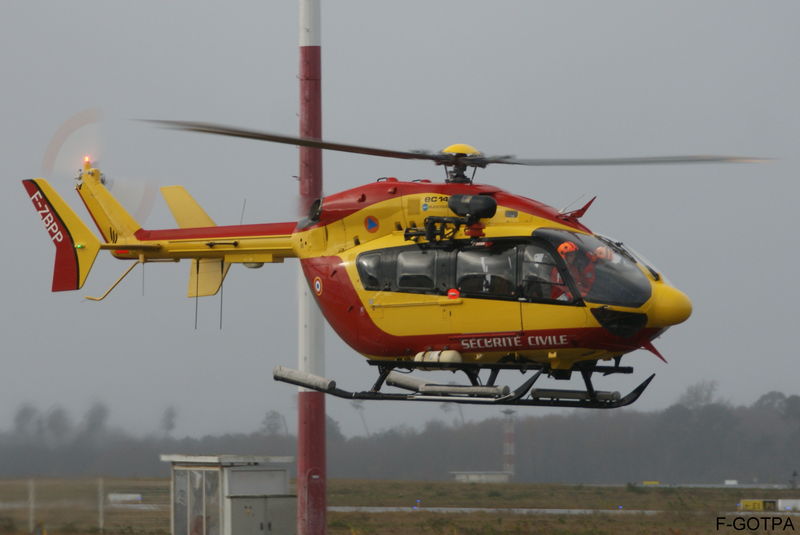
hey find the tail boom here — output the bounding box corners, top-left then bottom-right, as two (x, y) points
(101, 222), (297, 263)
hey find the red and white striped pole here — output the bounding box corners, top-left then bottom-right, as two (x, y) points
(297, 0), (325, 534)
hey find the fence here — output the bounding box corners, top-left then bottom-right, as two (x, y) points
(0, 478), (169, 534)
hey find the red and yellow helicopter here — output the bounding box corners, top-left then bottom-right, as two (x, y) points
(22, 121), (753, 408)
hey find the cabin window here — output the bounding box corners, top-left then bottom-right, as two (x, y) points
(360, 238), (644, 305)
(356, 252), (383, 290)
(456, 243), (517, 298)
(396, 250), (436, 290)
(520, 244), (575, 302)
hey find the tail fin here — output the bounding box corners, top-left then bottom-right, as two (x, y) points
(160, 185), (230, 297)
(188, 258), (230, 297)
(75, 159), (142, 242)
(22, 179), (101, 291)
(160, 185), (216, 227)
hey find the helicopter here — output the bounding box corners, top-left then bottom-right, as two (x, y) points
(22, 120), (756, 409)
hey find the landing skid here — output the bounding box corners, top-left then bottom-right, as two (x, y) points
(273, 360), (655, 409)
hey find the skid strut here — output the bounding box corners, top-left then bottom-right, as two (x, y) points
(273, 362), (654, 409)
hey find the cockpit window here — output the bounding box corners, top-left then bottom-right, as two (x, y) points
(533, 228), (652, 307)
(456, 243), (517, 298)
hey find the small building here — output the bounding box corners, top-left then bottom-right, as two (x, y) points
(451, 471), (512, 484)
(161, 454), (296, 535)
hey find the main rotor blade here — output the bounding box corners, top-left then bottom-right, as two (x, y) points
(147, 120), (765, 169)
(146, 120), (449, 163)
(479, 155), (765, 166)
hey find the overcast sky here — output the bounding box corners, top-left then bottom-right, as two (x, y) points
(1, 1), (798, 439)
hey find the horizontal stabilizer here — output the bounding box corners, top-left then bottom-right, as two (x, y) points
(99, 243), (162, 251)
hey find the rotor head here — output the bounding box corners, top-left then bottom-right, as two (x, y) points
(441, 143), (482, 156)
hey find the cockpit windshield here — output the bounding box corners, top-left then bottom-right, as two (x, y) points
(533, 229), (652, 308)
(597, 234), (664, 282)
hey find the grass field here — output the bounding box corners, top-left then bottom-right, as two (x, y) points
(328, 510), (714, 535)
(328, 481), (800, 535)
(0, 478), (797, 534)
(330, 479), (800, 510)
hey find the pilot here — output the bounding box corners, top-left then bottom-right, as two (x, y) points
(550, 242), (574, 300)
(555, 240), (597, 298)
(593, 245), (613, 262)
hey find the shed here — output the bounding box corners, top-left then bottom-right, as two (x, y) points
(161, 454), (296, 535)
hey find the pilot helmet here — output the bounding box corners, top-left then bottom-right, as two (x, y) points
(557, 241), (578, 258)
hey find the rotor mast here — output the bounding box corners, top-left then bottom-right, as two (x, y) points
(297, 0), (326, 534)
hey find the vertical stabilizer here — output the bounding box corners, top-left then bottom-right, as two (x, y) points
(188, 258), (231, 297)
(75, 159), (141, 242)
(160, 185), (216, 227)
(22, 178), (101, 291)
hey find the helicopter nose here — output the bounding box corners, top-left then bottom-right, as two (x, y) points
(648, 284), (692, 327)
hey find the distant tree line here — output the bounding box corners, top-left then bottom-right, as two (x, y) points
(4, 385), (800, 484)
(0, 404), (295, 477)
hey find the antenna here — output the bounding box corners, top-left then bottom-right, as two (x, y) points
(194, 260), (199, 330)
(239, 198), (247, 225)
(215, 201), (247, 331)
(213, 198), (246, 331)
(218, 260), (224, 330)
(559, 193), (587, 214)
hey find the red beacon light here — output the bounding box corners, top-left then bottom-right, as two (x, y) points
(447, 288), (460, 299)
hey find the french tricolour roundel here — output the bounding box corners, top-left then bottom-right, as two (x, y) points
(313, 277), (323, 295)
(364, 215), (379, 233)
